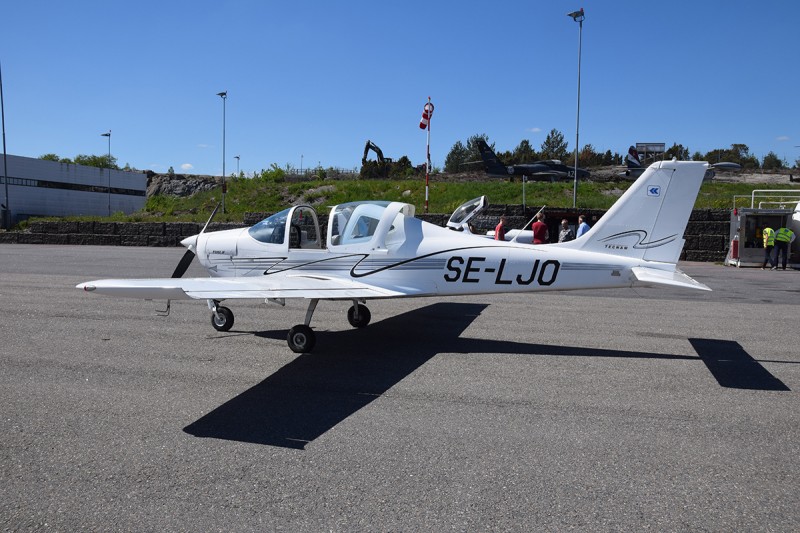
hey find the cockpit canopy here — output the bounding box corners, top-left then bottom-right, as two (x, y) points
(247, 206), (322, 249)
(446, 195), (488, 232)
(327, 201), (415, 251)
(245, 201), (417, 252)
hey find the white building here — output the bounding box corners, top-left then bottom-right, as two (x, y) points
(1, 154), (147, 226)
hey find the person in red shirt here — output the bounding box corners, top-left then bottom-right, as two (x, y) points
(494, 215), (507, 241)
(532, 212), (549, 244)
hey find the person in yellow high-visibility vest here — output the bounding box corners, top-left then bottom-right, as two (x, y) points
(761, 227), (776, 270)
(772, 226), (796, 270)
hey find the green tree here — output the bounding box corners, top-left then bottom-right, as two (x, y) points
(74, 153), (118, 169)
(740, 155), (760, 169)
(496, 149), (515, 164)
(575, 144), (601, 167)
(730, 144), (751, 160)
(39, 153), (60, 161)
(704, 145), (759, 169)
(665, 143), (690, 161)
(444, 140), (470, 173)
(465, 134), (490, 166)
(540, 129), (569, 161)
(761, 151), (785, 170)
(257, 163), (286, 182)
(513, 140), (538, 163)
(390, 155), (415, 178)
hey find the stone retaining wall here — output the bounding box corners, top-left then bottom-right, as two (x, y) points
(0, 208), (731, 262)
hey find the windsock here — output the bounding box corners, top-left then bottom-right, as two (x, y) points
(419, 100), (434, 130)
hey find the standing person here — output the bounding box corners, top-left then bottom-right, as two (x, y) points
(772, 226), (796, 270)
(494, 215), (507, 241)
(576, 214), (590, 238)
(558, 219), (575, 242)
(761, 226), (776, 270)
(532, 212), (549, 244)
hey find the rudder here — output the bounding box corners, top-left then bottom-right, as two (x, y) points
(476, 139), (510, 176)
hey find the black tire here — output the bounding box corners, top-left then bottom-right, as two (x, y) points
(211, 306), (234, 332)
(287, 325), (316, 353)
(347, 304), (371, 328)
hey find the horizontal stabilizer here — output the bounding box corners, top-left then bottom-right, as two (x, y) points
(631, 266), (711, 291)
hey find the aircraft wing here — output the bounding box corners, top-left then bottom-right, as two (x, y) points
(630, 266), (711, 291)
(77, 274), (407, 300)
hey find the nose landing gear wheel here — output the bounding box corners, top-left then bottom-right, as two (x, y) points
(211, 306), (234, 331)
(288, 325), (316, 353)
(347, 304), (371, 328)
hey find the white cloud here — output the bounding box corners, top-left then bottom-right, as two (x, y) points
(528, 127), (542, 133)
(181, 163), (194, 171)
(197, 144), (212, 149)
(776, 135), (790, 142)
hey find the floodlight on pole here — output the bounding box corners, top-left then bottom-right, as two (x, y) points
(217, 91), (227, 213)
(568, 7), (584, 209)
(101, 130), (111, 216)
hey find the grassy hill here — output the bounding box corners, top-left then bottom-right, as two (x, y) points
(20, 170), (800, 226)
(140, 174), (799, 223)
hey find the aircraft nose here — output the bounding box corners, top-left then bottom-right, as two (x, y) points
(181, 234), (198, 250)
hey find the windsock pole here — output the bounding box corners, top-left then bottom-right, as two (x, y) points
(425, 114), (431, 213)
(420, 97), (434, 213)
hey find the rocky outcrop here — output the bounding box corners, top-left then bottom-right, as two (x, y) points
(145, 172), (219, 197)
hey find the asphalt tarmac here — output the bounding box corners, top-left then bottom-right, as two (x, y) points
(1, 244), (798, 531)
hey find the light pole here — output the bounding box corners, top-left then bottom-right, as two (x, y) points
(568, 7), (584, 209)
(101, 130), (111, 216)
(301, 154), (303, 174)
(234, 155), (240, 176)
(1, 60), (9, 229)
(217, 91), (227, 213)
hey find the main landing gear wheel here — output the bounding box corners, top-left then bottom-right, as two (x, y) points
(347, 304), (371, 328)
(287, 325), (316, 353)
(210, 306), (234, 332)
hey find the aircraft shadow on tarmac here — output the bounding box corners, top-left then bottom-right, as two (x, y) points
(183, 303), (789, 450)
(689, 338), (790, 391)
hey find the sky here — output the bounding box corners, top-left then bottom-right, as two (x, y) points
(1, 0), (798, 177)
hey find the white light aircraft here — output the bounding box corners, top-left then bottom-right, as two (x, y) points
(78, 159), (711, 353)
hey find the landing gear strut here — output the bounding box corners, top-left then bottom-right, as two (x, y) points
(208, 299), (234, 332)
(287, 299), (319, 353)
(286, 299), (373, 353)
(347, 302), (371, 328)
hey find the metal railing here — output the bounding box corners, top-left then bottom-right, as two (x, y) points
(733, 189), (800, 210)
(285, 167), (359, 177)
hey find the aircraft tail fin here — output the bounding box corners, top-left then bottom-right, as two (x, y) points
(476, 139), (509, 176)
(569, 160), (708, 264)
(626, 145), (642, 168)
